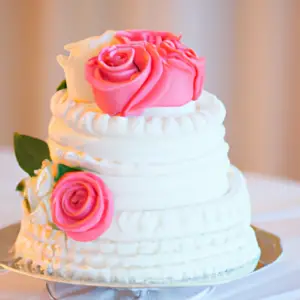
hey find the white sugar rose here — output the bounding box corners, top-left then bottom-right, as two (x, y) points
(35, 160), (54, 197)
(25, 160), (54, 211)
(57, 30), (120, 102)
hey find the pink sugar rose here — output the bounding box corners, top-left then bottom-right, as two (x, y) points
(51, 172), (113, 242)
(86, 41), (205, 116)
(158, 40), (205, 100)
(115, 30), (180, 46)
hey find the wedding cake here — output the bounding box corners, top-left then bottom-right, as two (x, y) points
(13, 30), (260, 284)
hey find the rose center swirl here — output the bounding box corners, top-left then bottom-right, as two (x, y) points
(105, 51), (129, 67)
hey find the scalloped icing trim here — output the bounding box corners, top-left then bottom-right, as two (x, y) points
(50, 90), (226, 137)
(11, 253), (260, 285)
(16, 223), (256, 261)
(14, 225), (260, 283)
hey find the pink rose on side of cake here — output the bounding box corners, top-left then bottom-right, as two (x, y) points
(51, 172), (113, 242)
(85, 35), (205, 116)
(115, 29), (180, 45)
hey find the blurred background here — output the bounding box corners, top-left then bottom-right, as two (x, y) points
(0, 0), (300, 180)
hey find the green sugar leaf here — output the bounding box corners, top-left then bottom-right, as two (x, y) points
(54, 163), (82, 182)
(56, 79), (67, 91)
(13, 133), (51, 177)
(23, 198), (31, 214)
(16, 179), (25, 192)
(49, 222), (60, 231)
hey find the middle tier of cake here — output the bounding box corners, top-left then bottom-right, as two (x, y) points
(48, 90), (230, 211)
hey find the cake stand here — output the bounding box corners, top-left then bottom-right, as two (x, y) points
(0, 224), (282, 299)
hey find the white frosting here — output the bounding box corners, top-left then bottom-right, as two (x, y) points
(48, 140), (229, 176)
(143, 99), (197, 117)
(25, 160), (54, 214)
(15, 167), (260, 283)
(34, 160), (54, 197)
(48, 90), (230, 210)
(50, 90), (226, 137)
(14, 87), (260, 283)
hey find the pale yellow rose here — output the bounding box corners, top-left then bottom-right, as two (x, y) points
(57, 30), (120, 103)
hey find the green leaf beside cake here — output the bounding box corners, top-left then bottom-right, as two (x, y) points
(56, 79), (67, 91)
(54, 164), (82, 182)
(13, 132), (51, 177)
(16, 179), (25, 192)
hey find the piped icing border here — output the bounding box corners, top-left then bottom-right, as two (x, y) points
(50, 90), (226, 137)
(15, 224), (259, 283)
(16, 222), (255, 264)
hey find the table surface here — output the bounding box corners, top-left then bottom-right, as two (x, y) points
(1, 148), (300, 300)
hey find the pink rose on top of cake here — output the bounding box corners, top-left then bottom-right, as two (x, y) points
(115, 30), (180, 46)
(86, 34), (205, 116)
(158, 40), (205, 100)
(51, 171), (113, 242)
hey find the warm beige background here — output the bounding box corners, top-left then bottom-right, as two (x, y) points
(0, 0), (299, 179)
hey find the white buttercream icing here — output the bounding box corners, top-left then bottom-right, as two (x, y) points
(35, 160), (54, 197)
(14, 87), (260, 284)
(25, 160), (54, 213)
(50, 90), (226, 137)
(15, 167), (260, 283)
(47, 90), (230, 210)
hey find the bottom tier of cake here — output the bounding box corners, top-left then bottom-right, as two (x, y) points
(14, 167), (260, 284)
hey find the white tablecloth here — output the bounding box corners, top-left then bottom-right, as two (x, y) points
(1, 148), (300, 300)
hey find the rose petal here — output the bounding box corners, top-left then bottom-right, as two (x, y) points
(98, 65), (138, 82)
(159, 41), (205, 100)
(115, 30), (180, 44)
(62, 186), (92, 220)
(52, 199), (75, 228)
(53, 181), (84, 224)
(52, 172), (106, 232)
(97, 47), (138, 82)
(55, 191), (102, 231)
(191, 57), (205, 99)
(121, 43), (165, 115)
(67, 183), (103, 232)
(66, 189), (114, 242)
(99, 47), (134, 70)
(86, 44), (152, 116)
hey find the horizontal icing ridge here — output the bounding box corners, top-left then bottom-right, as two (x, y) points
(19, 167), (249, 241)
(50, 90), (226, 138)
(48, 138), (230, 177)
(15, 226), (259, 283)
(48, 116), (227, 164)
(16, 224), (255, 263)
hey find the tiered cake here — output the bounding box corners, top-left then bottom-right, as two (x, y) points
(13, 30), (260, 284)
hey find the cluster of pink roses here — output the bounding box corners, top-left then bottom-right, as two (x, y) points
(86, 30), (205, 116)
